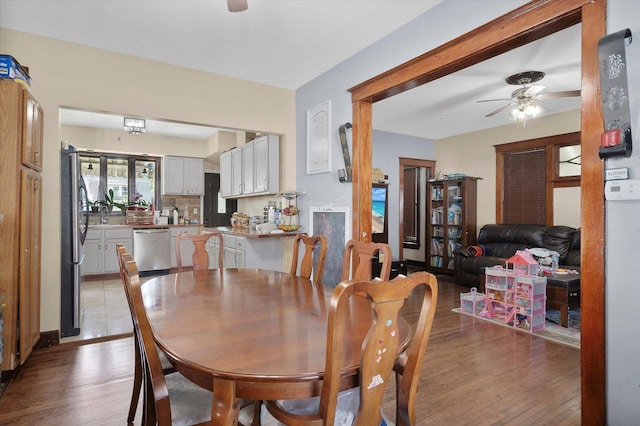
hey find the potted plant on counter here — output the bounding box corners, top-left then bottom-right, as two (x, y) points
(127, 190), (149, 210)
(95, 188), (126, 213)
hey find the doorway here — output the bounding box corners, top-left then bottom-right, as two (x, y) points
(398, 158), (435, 264)
(349, 1), (606, 422)
(203, 173), (237, 227)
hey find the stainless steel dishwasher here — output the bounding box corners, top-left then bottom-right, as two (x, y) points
(133, 227), (171, 276)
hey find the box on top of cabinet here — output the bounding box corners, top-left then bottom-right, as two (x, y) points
(0, 55), (31, 87)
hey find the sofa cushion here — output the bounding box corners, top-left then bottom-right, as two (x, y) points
(543, 225), (576, 261)
(478, 224), (546, 246)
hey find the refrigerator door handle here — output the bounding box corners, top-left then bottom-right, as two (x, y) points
(79, 176), (89, 245)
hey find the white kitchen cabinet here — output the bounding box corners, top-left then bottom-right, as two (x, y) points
(162, 155), (204, 195)
(170, 226), (200, 268)
(206, 241), (222, 269)
(220, 134), (279, 198)
(230, 148), (243, 196)
(223, 235), (246, 268)
(82, 229), (103, 275)
(220, 151), (233, 198)
(242, 142), (254, 194)
(83, 227), (133, 275)
(253, 134), (279, 194)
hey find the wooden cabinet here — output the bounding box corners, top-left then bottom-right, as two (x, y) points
(0, 80), (43, 372)
(426, 177), (478, 274)
(19, 169), (42, 363)
(220, 134), (280, 198)
(83, 227), (133, 275)
(162, 156), (204, 195)
(22, 94), (43, 171)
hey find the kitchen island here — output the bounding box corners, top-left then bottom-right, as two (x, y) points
(83, 224), (301, 277)
(203, 226), (301, 271)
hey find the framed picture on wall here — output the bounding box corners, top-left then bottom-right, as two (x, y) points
(310, 206), (350, 287)
(306, 101), (332, 174)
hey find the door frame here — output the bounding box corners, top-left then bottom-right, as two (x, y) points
(398, 157), (436, 262)
(348, 0), (606, 422)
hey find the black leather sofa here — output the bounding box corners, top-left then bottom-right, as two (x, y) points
(453, 224), (580, 288)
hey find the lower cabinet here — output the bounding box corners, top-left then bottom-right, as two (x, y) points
(83, 227), (133, 275)
(170, 226), (200, 268)
(207, 234), (286, 270)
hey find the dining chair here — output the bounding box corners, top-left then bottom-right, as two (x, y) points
(290, 234), (328, 284)
(341, 239), (393, 281)
(263, 271), (438, 425)
(116, 244), (176, 424)
(175, 231), (224, 271)
(123, 257), (213, 425)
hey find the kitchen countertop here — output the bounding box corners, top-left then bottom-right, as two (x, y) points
(89, 224), (202, 229)
(204, 226), (303, 239)
(88, 224), (301, 238)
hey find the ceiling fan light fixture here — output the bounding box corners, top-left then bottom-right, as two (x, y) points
(509, 101), (541, 124)
(124, 117), (146, 135)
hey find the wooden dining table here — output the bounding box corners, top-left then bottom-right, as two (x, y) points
(141, 268), (411, 425)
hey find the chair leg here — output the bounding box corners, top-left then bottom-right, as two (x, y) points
(128, 335), (143, 423)
(251, 400), (262, 426)
(142, 359), (156, 426)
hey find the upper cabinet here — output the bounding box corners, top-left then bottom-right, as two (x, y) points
(21, 92), (44, 172)
(220, 151), (233, 198)
(220, 134), (280, 198)
(162, 156), (204, 195)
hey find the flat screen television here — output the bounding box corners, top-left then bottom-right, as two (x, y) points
(372, 183), (388, 243)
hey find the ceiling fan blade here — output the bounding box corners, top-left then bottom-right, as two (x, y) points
(228, 0), (248, 12)
(537, 89), (581, 99)
(485, 102), (516, 118)
(476, 98), (512, 103)
(524, 85), (545, 97)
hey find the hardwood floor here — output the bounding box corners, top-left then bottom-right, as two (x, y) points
(0, 274), (580, 425)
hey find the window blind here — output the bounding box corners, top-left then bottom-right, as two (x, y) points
(502, 148), (546, 224)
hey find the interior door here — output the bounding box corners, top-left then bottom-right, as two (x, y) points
(203, 173), (237, 227)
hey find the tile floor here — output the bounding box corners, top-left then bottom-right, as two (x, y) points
(60, 278), (132, 344)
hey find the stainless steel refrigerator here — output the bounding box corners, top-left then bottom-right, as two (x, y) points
(60, 150), (89, 337)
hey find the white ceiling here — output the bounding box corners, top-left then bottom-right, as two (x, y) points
(0, 0), (442, 90)
(375, 24), (582, 139)
(1, 0), (581, 140)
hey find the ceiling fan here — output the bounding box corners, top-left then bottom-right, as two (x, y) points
(478, 71), (581, 119)
(227, 0), (248, 12)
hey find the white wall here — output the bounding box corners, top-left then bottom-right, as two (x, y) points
(605, 1), (640, 423)
(1, 28), (296, 334)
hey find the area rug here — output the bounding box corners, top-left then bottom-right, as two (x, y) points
(453, 308), (580, 349)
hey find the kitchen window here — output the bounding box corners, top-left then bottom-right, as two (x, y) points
(80, 152), (161, 213)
